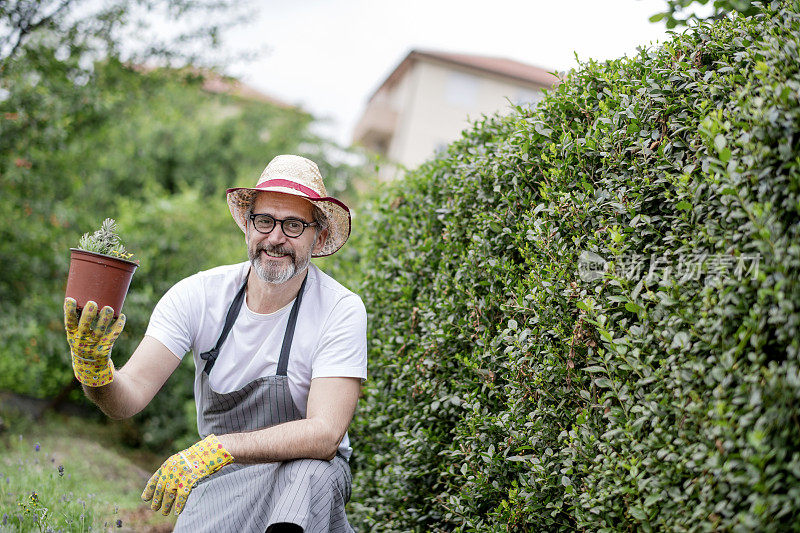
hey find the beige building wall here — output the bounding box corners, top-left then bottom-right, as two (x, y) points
(355, 58), (543, 179)
(353, 52), (556, 180)
(390, 60), (543, 170)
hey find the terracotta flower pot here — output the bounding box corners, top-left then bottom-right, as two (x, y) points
(65, 248), (138, 316)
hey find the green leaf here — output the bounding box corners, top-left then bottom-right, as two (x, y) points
(583, 366), (607, 373)
(629, 506), (648, 521)
(625, 302), (642, 313)
(595, 378), (614, 389)
(714, 133), (727, 152)
(644, 494), (661, 507)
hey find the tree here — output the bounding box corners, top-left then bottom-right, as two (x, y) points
(0, 0), (251, 67)
(0, 0), (249, 319)
(649, 0), (763, 28)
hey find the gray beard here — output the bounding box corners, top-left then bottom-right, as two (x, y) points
(249, 242), (311, 285)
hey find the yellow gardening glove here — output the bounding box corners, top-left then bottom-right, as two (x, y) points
(64, 298), (125, 387)
(141, 434), (234, 516)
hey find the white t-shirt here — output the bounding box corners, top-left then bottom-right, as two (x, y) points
(145, 262), (368, 458)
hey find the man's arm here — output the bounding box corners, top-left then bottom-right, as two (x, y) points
(84, 335), (181, 420)
(217, 376), (361, 463)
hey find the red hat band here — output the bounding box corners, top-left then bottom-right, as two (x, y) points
(255, 179), (322, 198)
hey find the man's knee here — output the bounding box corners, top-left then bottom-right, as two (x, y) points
(300, 459), (341, 486)
(266, 523), (302, 533)
(282, 458), (347, 496)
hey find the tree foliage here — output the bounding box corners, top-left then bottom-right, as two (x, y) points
(650, 0), (764, 28)
(0, 0), (251, 66)
(345, 2), (800, 530)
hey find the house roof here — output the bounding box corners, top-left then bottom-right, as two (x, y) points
(200, 72), (294, 109)
(132, 64), (295, 109)
(368, 49), (560, 102)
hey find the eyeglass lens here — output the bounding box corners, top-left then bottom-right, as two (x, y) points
(252, 215), (306, 237)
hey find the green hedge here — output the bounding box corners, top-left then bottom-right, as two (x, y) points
(345, 3), (800, 531)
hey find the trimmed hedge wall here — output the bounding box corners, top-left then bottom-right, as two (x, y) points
(346, 3), (800, 531)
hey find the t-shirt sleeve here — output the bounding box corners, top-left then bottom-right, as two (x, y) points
(311, 294), (368, 380)
(144, 277), (201, 360)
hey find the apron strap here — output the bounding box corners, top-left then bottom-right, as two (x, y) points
(200, 270), (309, 377)
(200, 274), (249, 375)
(276, 273), (307, 376)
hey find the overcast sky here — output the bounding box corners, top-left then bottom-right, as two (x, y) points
(221, 0), (677, 146)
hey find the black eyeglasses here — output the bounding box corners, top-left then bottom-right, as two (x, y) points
(248, 213), (317, 238)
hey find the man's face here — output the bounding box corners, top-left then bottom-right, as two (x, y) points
(246, 192), (326, 285)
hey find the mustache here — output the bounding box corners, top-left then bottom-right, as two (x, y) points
(255, 242), (296, 259)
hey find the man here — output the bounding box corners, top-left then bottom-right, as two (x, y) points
(64, 155), (367, 532)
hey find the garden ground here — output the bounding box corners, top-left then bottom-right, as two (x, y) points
(0, 395), (177, 532)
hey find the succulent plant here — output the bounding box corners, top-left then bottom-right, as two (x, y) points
(77, 218), (134, 260)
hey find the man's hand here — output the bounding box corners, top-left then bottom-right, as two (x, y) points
(141, 434), (234, 516)
(64, 298), (125, 387)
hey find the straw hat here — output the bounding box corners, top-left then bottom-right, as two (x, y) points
(226, 155), (351, 257)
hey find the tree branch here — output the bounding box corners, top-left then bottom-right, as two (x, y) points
(2, 0), (74, 63)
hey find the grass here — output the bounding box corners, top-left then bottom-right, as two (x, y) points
(0, 406), (177, 532)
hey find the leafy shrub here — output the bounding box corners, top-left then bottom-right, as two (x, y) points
(345, 2), (800, 531)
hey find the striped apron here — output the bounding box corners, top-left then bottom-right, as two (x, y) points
(174, 273), (354, 533)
